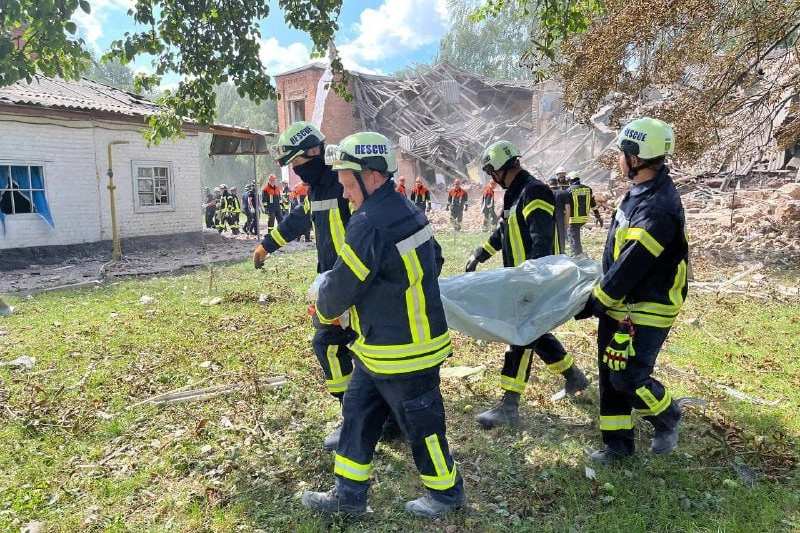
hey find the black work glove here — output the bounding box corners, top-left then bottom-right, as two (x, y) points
(574, 294), (604, 320)
(594, 214), (603, 228)
(465, 253), (480, 272)
(445, 204), (450, 211)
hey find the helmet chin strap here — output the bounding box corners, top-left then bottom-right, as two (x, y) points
(354, 170), (370, 199)
(624, 153), (649, 180)
(492, 167), (511, 189)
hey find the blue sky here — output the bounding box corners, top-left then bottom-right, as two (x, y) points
(73, 0), (452, 86)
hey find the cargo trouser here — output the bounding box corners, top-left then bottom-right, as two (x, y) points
(499, 333), (576, 394)
(596, 313), (681, 454)
(311, 324), (357, 399)
(333, 364), (465, 507)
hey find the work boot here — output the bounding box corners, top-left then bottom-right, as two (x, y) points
(651, 404), (682, 454)
(323, 422), (342, 452)
(475, 392), (520, 429)
(588, 447), (631, 464)
(405, 494), (467, 518)
(562, 365), (590, 395)
(301, 488), (367, 517)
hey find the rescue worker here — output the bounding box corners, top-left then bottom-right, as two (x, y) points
(556, 167), (569, 190)
(301, 131), (466, 518)
(396, 175), (408, 197)
(481, 179), (499, 230)
(465, 140), (589, 428)
(565, 171), (603, 256)
(261, 174), (284, 231)
(446, 179), (468, 231)
(548, 176), (567, 254)
(253, 121), (395, 451)
(242, 183), (258, 235)
(410, 176), (431, 212)
(217, 184), (241, 235)
(280, 178), (291, 216)
(212, 187), (223, 229)
(575, 117), (686, 463)
(202, 187), (217, 229)
(291, 181), (312, 242)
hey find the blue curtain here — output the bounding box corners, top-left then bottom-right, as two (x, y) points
(10, 166), (55, 229)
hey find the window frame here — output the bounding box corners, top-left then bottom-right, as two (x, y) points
(131, 160), (175, 213)
(0, 161), (48, 219)
(288, 99), (306, 123)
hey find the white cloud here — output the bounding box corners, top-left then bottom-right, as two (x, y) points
(73, 0), (135, 53)
(259, 38), (314, 76)
(338, 0), (449, 65)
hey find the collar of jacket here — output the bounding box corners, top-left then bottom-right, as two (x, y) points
(629, 166), (671, 198)
(504, 168), (531, 201)
(361, 179), (395, 210)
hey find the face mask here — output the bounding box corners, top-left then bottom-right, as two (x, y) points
(293, 157), (326, 185)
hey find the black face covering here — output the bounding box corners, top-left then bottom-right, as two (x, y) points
(293, 157), (326, 186)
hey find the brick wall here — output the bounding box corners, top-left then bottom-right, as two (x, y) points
(0, 113), (201, 254)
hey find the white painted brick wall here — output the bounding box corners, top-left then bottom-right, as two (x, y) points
(0, 113), (201, 251)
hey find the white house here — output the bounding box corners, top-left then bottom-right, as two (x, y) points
(0, 75), (218, 270)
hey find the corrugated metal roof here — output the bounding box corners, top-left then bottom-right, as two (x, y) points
(0, 75), (163, 117)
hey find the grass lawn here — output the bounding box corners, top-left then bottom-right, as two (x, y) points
(1, 229), (798, 532)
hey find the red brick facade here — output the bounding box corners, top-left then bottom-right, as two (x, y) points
(275, 63), (418, 186)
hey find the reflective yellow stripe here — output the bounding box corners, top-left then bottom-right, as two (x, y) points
(334, 454), (372, 482)
(606, 308), (675, 328)
(546, 352), (574, 375)
(500, 348), (532, 393)
(599, 415), (634, 431)
(420, 434), (458, 490)
(325, 345), (351, 394)
(635, 387), (672, 417)
(481, 241), (498, 256)
(271, 228), (288, 247)
(302, 196), (311, 214)
(522, 199), (554, 219)
(401, 250), (430, 343)
(669, 260), (687, 307)
(626, 227), (664, 257)
(507, 211), (526, 266)
(340, 243), (370, 281)
(328, 209), (347, 257)
(352, 333), (451, 374)
(594, 285), (621, 308)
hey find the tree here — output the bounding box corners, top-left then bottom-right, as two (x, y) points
(0, 0), (346, 143)
(85, 56), (138, 93)
(437, 0), (536, 80)
(475, 0), (800, 165)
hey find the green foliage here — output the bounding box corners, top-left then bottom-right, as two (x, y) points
(1, 0), (346, 143)
(84, 55), (139, 93)
(0, 0), (93, 84)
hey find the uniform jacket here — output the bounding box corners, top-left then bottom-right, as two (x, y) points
(447, 187), (468, 209)
(594, 166), (689, 328)
(316, 181), (450, 377)
(474, 169), (559, 266)
(259, 167), (351, 273)
(481, 186), (495, 213)
(396, 183), (407, 197)
(262, 183), (283, 212)
(220, 191), (241, 215)
(410, 185), (431, 208)
(566, 182), (597, 224)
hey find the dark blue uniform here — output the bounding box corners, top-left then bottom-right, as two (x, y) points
(472, 169), (574, 391)
(315, 181), (464, 508)
(593, 166), (688, 454)
(259, 167), (354, 397)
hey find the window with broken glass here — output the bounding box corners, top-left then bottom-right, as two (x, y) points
(133, 162), (173, 211)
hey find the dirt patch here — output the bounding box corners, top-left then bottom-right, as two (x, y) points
(0, 233), (315, 295)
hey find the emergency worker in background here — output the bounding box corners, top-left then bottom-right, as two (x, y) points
(410, 177), (431, 212)
(396, 175), (407, 197)
(280, 178), (292, 216)
(202, 187), (217, 229)
(217, 184), (241, 235)
(481, 180), (499, 230)
(565, 171), (603, 256)
(253, 122), (395, 451)
(465, 140), (589, 429)
(242, 182), (258, 235)
(262, 174), (284, 231)
(446, 179), (468, 231)
(556, 167), (569, 190)
(548, 176), (567, 253)
(575, 117), (687, 463)
(301, 131), (466, 519)
(291, 181), (312, 242)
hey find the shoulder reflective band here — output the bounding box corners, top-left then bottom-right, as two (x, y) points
(310, 199), (339, 212)
(395, 225), (433, 256)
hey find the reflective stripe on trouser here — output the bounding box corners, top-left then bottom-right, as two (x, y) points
(334, 364), (465, 506)
(567, 223), (584, 256)
(500, 333), (571, 394)
(312, 324), (357, 398)
(596, 314), (676, 454)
